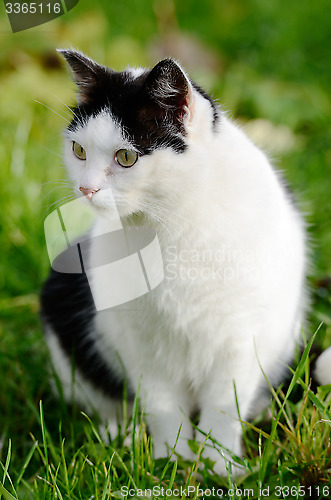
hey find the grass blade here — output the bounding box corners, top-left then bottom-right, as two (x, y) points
(0, 483), (17, 500)
(0, 441), (17, 500)
(15, 441), (38, 488)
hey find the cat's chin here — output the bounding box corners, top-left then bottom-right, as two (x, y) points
(87, 195), (139, 221)
(82, 190), (116, 211)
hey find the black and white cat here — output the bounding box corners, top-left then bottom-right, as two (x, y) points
(42, 50), (318, 475)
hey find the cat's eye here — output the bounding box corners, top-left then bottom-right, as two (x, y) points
(115, 149), (138, 168)
(72, 141), (86, 160)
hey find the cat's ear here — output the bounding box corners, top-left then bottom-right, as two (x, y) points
(57, 49), (111, 104)
(145, 59), (194, 122)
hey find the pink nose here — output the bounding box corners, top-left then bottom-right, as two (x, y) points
(79, 187), (100, 199)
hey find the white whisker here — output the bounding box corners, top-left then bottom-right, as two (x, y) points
(35, 100), (71, 124)
(48, 92), (78, 119)
(42, 193), (76, 220)
(40, 183), (72, 202)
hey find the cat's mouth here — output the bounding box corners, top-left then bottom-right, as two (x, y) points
(78, 187), (109, 209)
(79, 187), (100, 200)
(78, 188), (106, 211)
(78, 187), (121, 215)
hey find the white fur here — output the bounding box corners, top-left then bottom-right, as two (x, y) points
(128, 67), (145, 78)
(314, 347), (331, 386)
(53, 67), (308, 475)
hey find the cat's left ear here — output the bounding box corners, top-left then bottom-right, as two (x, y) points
(145, 59), (195, 123)
(57, 49), (112, 104)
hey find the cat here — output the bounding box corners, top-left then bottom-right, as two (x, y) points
(41, 49), (312, 476)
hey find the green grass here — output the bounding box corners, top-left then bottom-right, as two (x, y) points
(0, 337), (330, 499)
(1, 0), (331, 497)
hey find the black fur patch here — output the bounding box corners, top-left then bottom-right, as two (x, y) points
(61, 51), (218, 155)
(68, 68), (187, 155)
(41, 257), (130, 400)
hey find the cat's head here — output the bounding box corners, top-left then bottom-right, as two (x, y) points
(59, 50), (219, 219)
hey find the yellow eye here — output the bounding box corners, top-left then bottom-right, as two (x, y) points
(72, 141), (86, 160)
(115, 149), (138, 168)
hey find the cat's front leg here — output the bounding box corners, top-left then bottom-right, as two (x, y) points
(141, 378), (194, 461)
(197, 353), (263, 476)
(197, 406), (244, 476)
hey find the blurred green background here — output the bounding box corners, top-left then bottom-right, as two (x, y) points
(0, 0), (331, 492)
(0, 0), (331, 413)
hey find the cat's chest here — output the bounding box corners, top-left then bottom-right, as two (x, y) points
(88, 222), (247, 331)
(92, 232), (253, 385)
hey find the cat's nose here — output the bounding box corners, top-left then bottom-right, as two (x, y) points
(79, 186), (100, 199)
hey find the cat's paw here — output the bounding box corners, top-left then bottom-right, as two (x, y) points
(212, 456), (245, 477)
(202, 447), (244, 478)
(153, 438), (195, 462)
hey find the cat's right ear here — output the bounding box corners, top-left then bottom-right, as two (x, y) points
(144, 59), (195, 124)
(57, 49), (111, 104)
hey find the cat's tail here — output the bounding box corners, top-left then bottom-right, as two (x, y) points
(314, 346), (331, 386)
